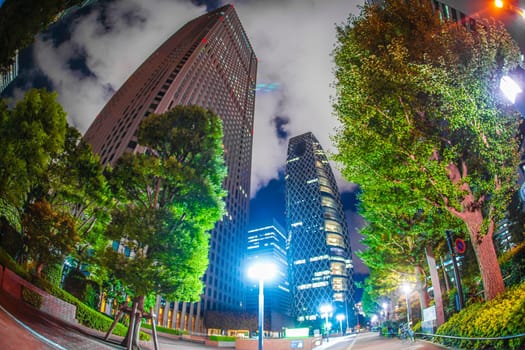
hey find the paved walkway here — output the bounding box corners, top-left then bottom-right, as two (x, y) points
(0, 290), (222, 350)
(0, 290), (132, 349)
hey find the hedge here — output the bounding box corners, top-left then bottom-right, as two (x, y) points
(0, 250), (150, 341)
(34, 278), (150, 341)
(436, 281), (525, 350)
(209, 335), (237, 341)
(141, 323), (188, 336)
(21, 286), (43, 309)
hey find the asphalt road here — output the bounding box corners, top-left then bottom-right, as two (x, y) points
(317, 333), (450, 350)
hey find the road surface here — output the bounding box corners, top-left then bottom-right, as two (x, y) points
(316, 332), (450, 350)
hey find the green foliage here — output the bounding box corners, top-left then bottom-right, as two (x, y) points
(34, 278), (149, 341)
(209, 335), (236, 341)
(499, 242), (525, 287)
(436, 281), (525, 349)
(21, 286), (43, 309)
(22, 200), (78, 277)
(99, 105), (227, 302)
(141, 323), (188, 335)
(0, 89), (67, 210)
(0, 246), (30, 280)
(0, 0), (82, 74)
(332, 0), (522, 300)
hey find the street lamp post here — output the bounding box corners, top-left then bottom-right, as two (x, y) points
(382, 302), (388, 321)
(248, 262), (277, 350)
(336, 314), (345, 335)
(402, 284), (412, 325)
(320, 304), (333, 340)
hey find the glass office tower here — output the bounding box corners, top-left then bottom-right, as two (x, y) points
(285, 132), (354, 328)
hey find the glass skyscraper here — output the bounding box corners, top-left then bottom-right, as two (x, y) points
(285, 132), (354, 328)
(246, 220), (292, 331)
(83, 4), (256, 333)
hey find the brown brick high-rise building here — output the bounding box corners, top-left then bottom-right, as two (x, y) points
(83, 4), (257, 333)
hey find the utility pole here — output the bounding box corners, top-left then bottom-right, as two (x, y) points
(445, 230), (465, 310)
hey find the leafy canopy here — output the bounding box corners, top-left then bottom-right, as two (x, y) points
(333, 0), (522, 300)
(100, 105), (227, 301)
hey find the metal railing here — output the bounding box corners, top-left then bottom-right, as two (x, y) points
(415, 331), (525, 349)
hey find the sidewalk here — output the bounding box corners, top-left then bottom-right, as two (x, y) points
(0, 290), (133, 349)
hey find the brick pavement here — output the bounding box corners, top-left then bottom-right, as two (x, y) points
(0, 290), (131, 349)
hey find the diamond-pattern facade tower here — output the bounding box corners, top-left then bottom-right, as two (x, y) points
(83, 4), (256, 332)
(285, 132), (354, 326)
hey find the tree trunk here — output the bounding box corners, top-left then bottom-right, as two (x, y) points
(446, 162), (505, 300)
(415, 265), (430, 309)
(36, 262), (44, 278)
(425, 246), (445, 326)
(456, 209), (505, 300)
(121, 295), (144, 350)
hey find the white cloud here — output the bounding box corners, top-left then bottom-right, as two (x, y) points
(30, 0), (362, 196)
(235, 0), (362, 195)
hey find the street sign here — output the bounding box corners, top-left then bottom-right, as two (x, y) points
(455, 238), (466, 254)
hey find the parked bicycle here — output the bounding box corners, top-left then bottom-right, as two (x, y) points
(399, 323), (415, 342)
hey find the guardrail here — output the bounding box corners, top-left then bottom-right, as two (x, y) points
(415, 332), (525, 349)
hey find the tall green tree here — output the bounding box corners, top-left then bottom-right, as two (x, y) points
(0, 0), (82, 74)
(0, 89), (67, 238)
(43, 126), (111, 269)
(333, 0), (522, 300)
(22, 199), (78, 278)
(99, 105), (227, 348)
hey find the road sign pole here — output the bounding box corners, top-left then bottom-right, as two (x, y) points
(446, 230), (465, 311)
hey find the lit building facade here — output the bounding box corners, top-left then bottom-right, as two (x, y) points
(83, 4), (257, 333)
(246, 220), (292, 331)
(285, 132), (354, 328)
(0, 51), (18, 95)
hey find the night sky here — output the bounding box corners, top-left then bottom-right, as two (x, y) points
(1, 0), (369, 278)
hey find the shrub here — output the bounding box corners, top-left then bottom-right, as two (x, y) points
(141, 323), (188, 335)
(436, 281), (525, 349)
(0, 246), (30, 280)
(209, 335), (237, 341)
(500, 242), (525, 287)
(21, 286), (43, 309)
(0, 255), (149, 341)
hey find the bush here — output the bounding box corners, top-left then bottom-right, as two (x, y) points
(209, 335), (236, 341)
(36, 279), (149, 341)
(436, 281), (525, 349)
(21, 286), (43, 309)
(0, 246), (30, 280)
(500, 242), (525, 287)
(0, 255), (149, 341)
(141, 323), (189, 336)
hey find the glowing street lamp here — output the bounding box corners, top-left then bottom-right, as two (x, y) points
(500, 75), (525, 117)
(336, 314), (345, 335)
(248, 262), (277, 350)
(402, 284), (413, 325)
(320, 304), (333, 337)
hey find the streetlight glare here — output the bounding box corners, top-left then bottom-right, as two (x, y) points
(248, 261), (278, 281)
(402, 284), (413, 294)
(500, 75), (523, 104)
(495, 0), (504, 8)
(320, 304), (333, 314)
(336, 314), (345, 321)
